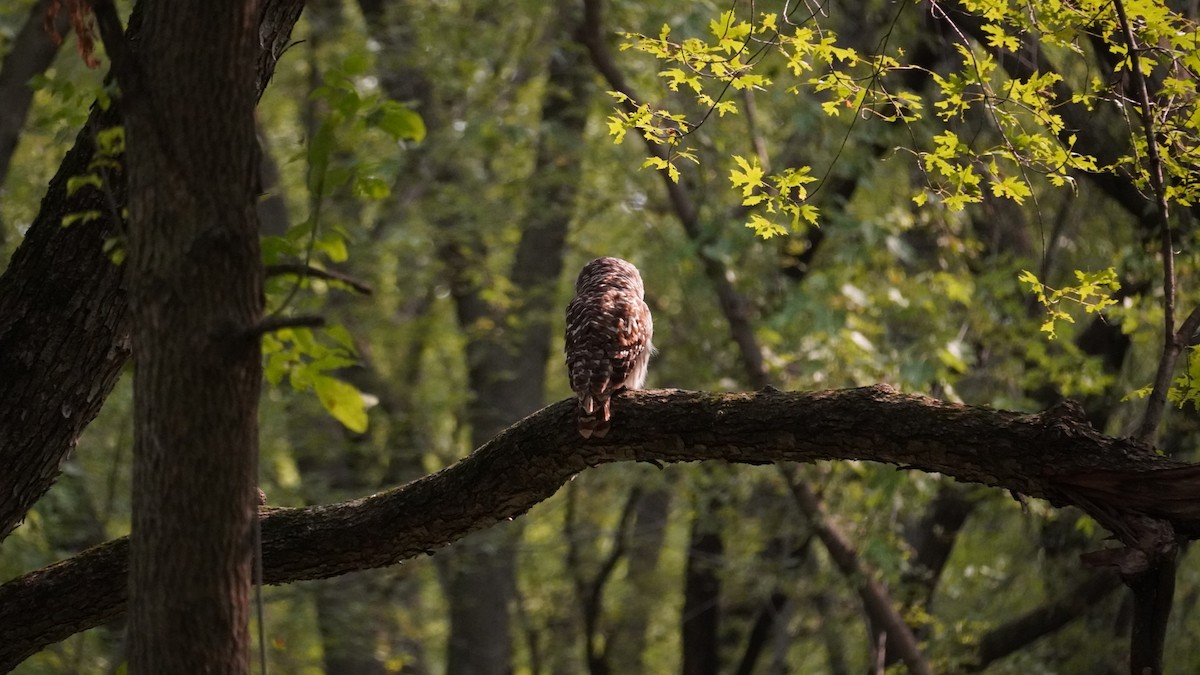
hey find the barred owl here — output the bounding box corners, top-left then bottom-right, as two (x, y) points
(565, 257), (654, 438)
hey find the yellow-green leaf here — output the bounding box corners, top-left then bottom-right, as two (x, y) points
(314, 376), (369, 433)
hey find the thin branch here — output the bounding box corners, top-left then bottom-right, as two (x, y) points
(244, 315), (325, 338)
(1110, 0), (1180, 447)
(568, 486), (642, 674)
(265, 263), (373, 295)
(590, 488), (641, 608)
(732, 535), (814, 675)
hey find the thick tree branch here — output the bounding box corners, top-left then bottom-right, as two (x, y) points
(3, 386), (1200, 668)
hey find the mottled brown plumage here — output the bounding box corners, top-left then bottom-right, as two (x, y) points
(565, 257), (654, 438)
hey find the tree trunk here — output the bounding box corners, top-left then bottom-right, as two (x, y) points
(114, 0), (264, 670)
(609, 487), (671, 671)
(682, 503), (723, 675)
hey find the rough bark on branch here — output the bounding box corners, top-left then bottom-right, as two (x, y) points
(2, 385), (1199, 669)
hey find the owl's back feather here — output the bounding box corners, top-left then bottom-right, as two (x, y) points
(565, 257), (654, 439)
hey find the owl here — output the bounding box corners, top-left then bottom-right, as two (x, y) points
(565, 257), (654, 438)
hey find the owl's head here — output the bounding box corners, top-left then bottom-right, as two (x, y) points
(575, 257), (645, 297)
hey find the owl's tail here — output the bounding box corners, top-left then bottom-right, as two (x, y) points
(576, 394), (612, 439)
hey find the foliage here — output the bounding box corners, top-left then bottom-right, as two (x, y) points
(263, 325), (369, 432)
(260, 50), (425, 433)
(1018, 267), (1121, 339)
(1170, 347), (1200, 411)
(607, 2), (1196, 227)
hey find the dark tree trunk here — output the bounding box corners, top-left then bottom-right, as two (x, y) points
(609, 487), (671, 671)
(111, 0), (265, 670)
(682, 506), (723, 675)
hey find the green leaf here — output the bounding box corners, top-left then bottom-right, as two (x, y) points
(1122, 385), (1154, 402)
(62, 210), (102, 227)
(641, 156), (668, 172)
(981, 23), (1020, 53)
(660, 68), (702, 94)
(989, 176), (1032, 204)
(317, 233), (349, 263)
(374, 101), (427, 142)
(744, 213), (787, 239)
(313, 376), (369, 433)
(353, 173), (391, 200)
(103, 236), (125, 265)
(95, 126), (125, 156)
(67, 173), (103, 197)
(326, 324), (358, 353)
(729, 154), (764, 197)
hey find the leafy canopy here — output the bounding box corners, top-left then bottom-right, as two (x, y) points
(606, 0), (1200, 409)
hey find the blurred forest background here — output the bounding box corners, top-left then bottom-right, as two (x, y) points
(1, 0), (1199, 673)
